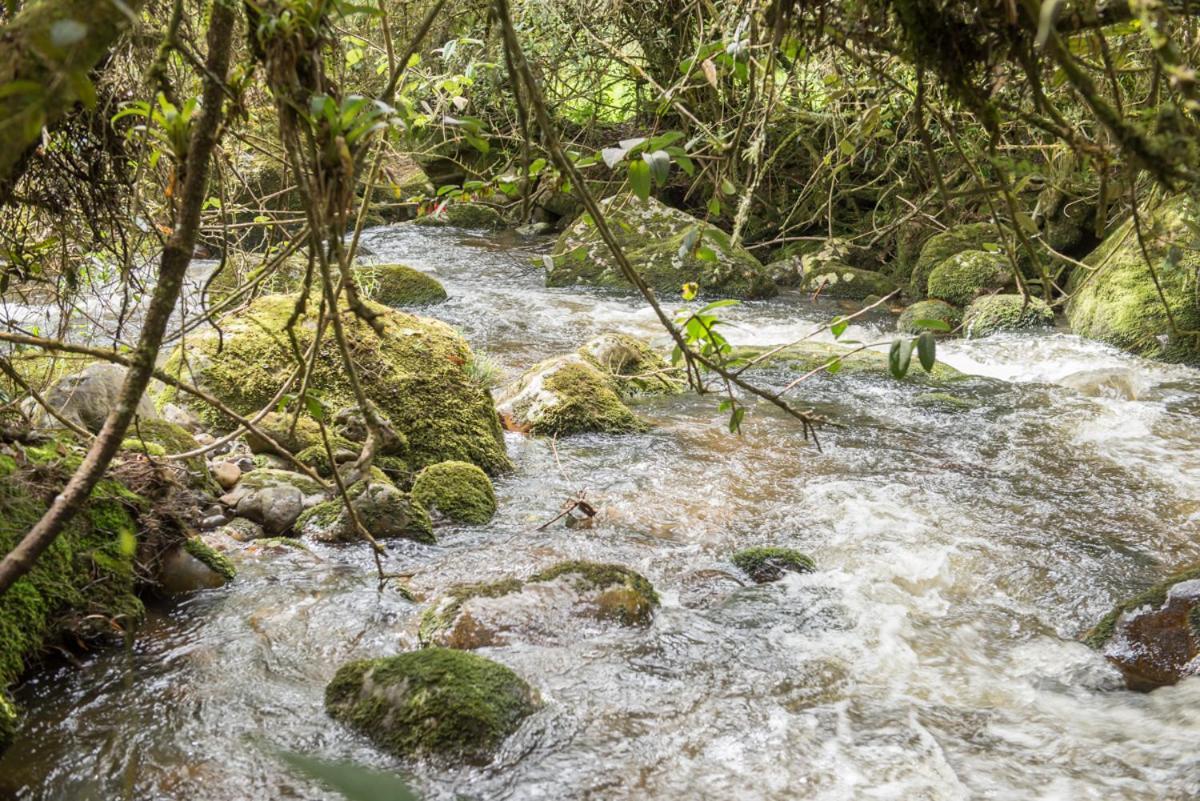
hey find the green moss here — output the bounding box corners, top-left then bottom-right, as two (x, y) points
(294, 437), (359, 478)
(897, 299), (962, 334)
(547, 194), (776, 299)
(529, 560), (659, 625)
(295, 499), (343, 533)
(1066, 195), (1200, 363)
(962, 294), (1054, 338)
(926, 250), (1012, 307)
(0, 690), (16, 750)
(731, 547), (815, 583)
(0, 442), (146, 744)
(498, 355), (645, 436)
(577, 333), (681, 397)
(411, 461), (496, 524)
(909, 223), (999, 299)
(324, 648), (539, 764)
(801, 264), (897, 300)
(244, 412), (323, 456)
(182, 538), (237, 582)
(414, 203), (505, 229)
(1083, 564), (1200, 649)
(299, 482), (433, 544)
(356, 263), (448, 307)
(159, 293), (511, 474)
(417, 578), (525, 646)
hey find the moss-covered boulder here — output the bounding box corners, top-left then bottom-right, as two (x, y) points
(801, 264), (897, 300)
(219, 468), (326, 536)
(1083, 564), (1200, 690)
(356, 263), (448, 307)
(897, 299), (961, 335)
(528, 561), (659, 626)
(495, 354), (644, 436)
(577, 332), (681, 397)
(909, 222), (1000, 299)
(414, 202), (505, 229)
(547, 194), (776, 299)
(298, 482), (434, 544)
(411, 461), (496, 525)
(418, 562), (659, 649)
(325, 648), (539, 764)
(962, 295), (1054, 338)
(731, 547), (815, 583)
(1066, 194), (1200, 363)
(160, 293), (510, 474)
(243, 412), (323, 456)
(926, 250), (1013, 307)
(767, 237), (877, 287)
(0, 443), (147, 750)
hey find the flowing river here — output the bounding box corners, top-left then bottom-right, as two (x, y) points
(2, 225), (1199, 800)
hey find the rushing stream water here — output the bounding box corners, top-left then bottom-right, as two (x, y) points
(3, 225), (1200, 800)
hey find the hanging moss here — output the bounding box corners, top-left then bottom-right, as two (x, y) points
(411, 461), (497, 524)
(324, 648), (539, 764)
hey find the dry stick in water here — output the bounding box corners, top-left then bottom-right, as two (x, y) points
(494, 0), (823, 445)
(0, 2), (239, 597)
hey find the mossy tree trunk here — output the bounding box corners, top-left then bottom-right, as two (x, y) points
(0, 0), (146, 204)
(0, 0), (237, 596)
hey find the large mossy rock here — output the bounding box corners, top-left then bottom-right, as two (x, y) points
(418, 561), (659, 649)
(547, 194), (776, 299)
(160, 293), (510, 474)
(355, 263), (448, 307)
(413, 202), (505, 230)
(1066, 194), (1200, 363)
(800, 264), (897, 300)
(495, 354), (645, 436)
(926, 250), (1013, 307)
(411, 461), (496, 525)
(576, 332), (681, 397)
(908, 222), (1000, 299)
(766, 237), (877, 287)
(0, 443), (146, 751)
(40, 364), (157, 434)
(325, 648), (539, 764)
(1084, 565), (1200, 690)
(298, 481), (434, 544)
(897, 299), (961, 335)
(962, 294), (1054, 338)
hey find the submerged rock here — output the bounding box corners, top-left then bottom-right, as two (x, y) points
(219, 468), (326, 536)
(159, 293), (510, 474)
(411, 461), (496, 524)
(40, 363), (157, 433)
(324, 648), (539, 764)
(897, 299), (961, 335)
(495, 354), (645, 436)
(731, 547), (815, 583)
(1084, 565), (1200, 690)
(546, 194), (776, 299)
(1058, 367), (1145, 401)
(419, 561), (659, 648)
(908, 223), (1000, 299)
(962, 294), (1054, 338)
(356, 263), (448, 306)
(926, 250), (1013, 307)
(1066, 194), (1200, 363)
(298, 482), (433, 544)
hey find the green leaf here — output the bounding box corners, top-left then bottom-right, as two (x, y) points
(643, 150), (671, 186)
(912, 318), (951, 332)
(695, 246), (717, 262)
(825, 358), (843, 374)
(681, 282), (699, 300)
(628, 160), (651, 201)
(275, 751), (418, 801)
(830, 316), (848, 338)
(303, 394), (327, 423)
(728, 406), (746, 434)
(888, 338), (914, 379)
(697, 299), (739, 313)
(706, 196), (721, 216)
(917, 331), (937, 372)
(720, 178), (736, 196)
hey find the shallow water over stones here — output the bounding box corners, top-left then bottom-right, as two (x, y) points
(3, 225), (1200, 800)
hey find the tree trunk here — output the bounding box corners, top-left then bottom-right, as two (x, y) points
(0, 0), (237, 597)
(0, 0), (147, 203)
